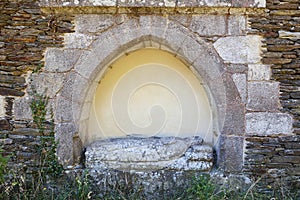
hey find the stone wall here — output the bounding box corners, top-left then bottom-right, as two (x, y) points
(0, 0), (74, 172)
(244, 0), (300, 189)
(0, 0), (299, 192)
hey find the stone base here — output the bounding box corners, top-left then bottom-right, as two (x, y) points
(85, 136), (214, 198)
(88, 169), (204, 199)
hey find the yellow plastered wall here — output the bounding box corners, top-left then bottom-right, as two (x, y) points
(86, 49), (213, 144)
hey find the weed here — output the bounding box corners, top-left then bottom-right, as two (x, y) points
(0, 147), (8, 184)
(30, 90), (63, 178)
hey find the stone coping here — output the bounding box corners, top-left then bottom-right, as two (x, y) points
(39, 0), (266, 8)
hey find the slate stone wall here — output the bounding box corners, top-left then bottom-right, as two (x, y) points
(0, 0), (299, 191)
(244, 0), (300, 189)
(0, 0), (74, 172)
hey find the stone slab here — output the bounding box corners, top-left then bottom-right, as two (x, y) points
(228, 15), (246, 35)
(0, 96), (6, 117)
(55, 122), (77, 166)
(246, 112), (293, 135)
(45, 48), (82, 72)
(216, 135), (244, 172)
(247, 81), (279, 111)
(13, 96), (32, 120)
(279, 30), (300, 40)
(232, 73), (247, 103)
(248, 64), (271, 80)
(86, 136), (213, 171)
(75, 14), (115, 34)
(64, 33), (95, 49)
(214, 35), (262, 64)
(190, 15), (226, 36)
(28, 72), (65, 98)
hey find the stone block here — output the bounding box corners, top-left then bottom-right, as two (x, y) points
(40, 0), (117, 7)
(222, 103), (245, 136)
(56, 96), (83, 124)
(110, 19), (142, 52)
(228, 15), (246, 35)
(222, 72), (241, 104)
(14, 96), (32, 120)
(226, 64), (247, 73)
(190, 15), (226, 36)
(150, 15), (168, 39)
(216, 135), (244, 172)
(246, 112), (293, 135)
(214, 35), (262, 64)
(74, 50), (102, 79)
(0, 96), (5, 117)
(232, 73), (247, 103)
(75, 14), (115, 34)
(29, 72), (65, 98)
(247, 81), (279, 111)
(139, 15), (152, 36)
(177, 35), (207, 64)
(279, 30), (300, 40)
(55, 123), (77, 166)
(232, 0), (266, 7)
(164, 21), (190, 52)
(119, 0), (176, 7)
(248, 64), (271, 80)
(59, 71), (89, 104)
(45, 48), (82, 72)
(64, 33), (95, 49)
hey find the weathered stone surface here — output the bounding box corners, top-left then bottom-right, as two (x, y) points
(13, 96), (32, 120)
(45, 48), (82, 72)
(226, 64), (247, 73)
(214, 35), (262, 64)
(228, 15), (246, 35)
(222, 104), (245, 136)
(75, 14), (115, 34)
(247, 81), (280, 111)
(248, 64), (271, 80)
(86, 137), (213, 171)
(64, 33), (95, 49)
(29, 72), (65, 98)
(216, 135), (244, 172)
(278, 30), (300, 40)
(55, 123), (77, 166)
(246, 112), (293, 135)
(0, 96), (6, 117)
(232, 73), (247, 103)
(40, 0), (266, 8)
(190, 15), (226, 36)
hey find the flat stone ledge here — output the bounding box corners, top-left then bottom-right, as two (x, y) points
(39, 0), (265, 8)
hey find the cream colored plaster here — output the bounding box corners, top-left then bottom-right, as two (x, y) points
(85, 49), (213, 144)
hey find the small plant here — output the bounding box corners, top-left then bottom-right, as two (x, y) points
(184, 174), (229, 200)
(30, 90), (63, 178)
(0, 147), (8, 184)
(32, 63), (43, 73)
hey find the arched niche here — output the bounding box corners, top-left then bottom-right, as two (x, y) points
(53, 17), (243, 172)
(84, 48), (214, 145)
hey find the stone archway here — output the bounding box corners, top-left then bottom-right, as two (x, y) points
(43, 15), (243, 172)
